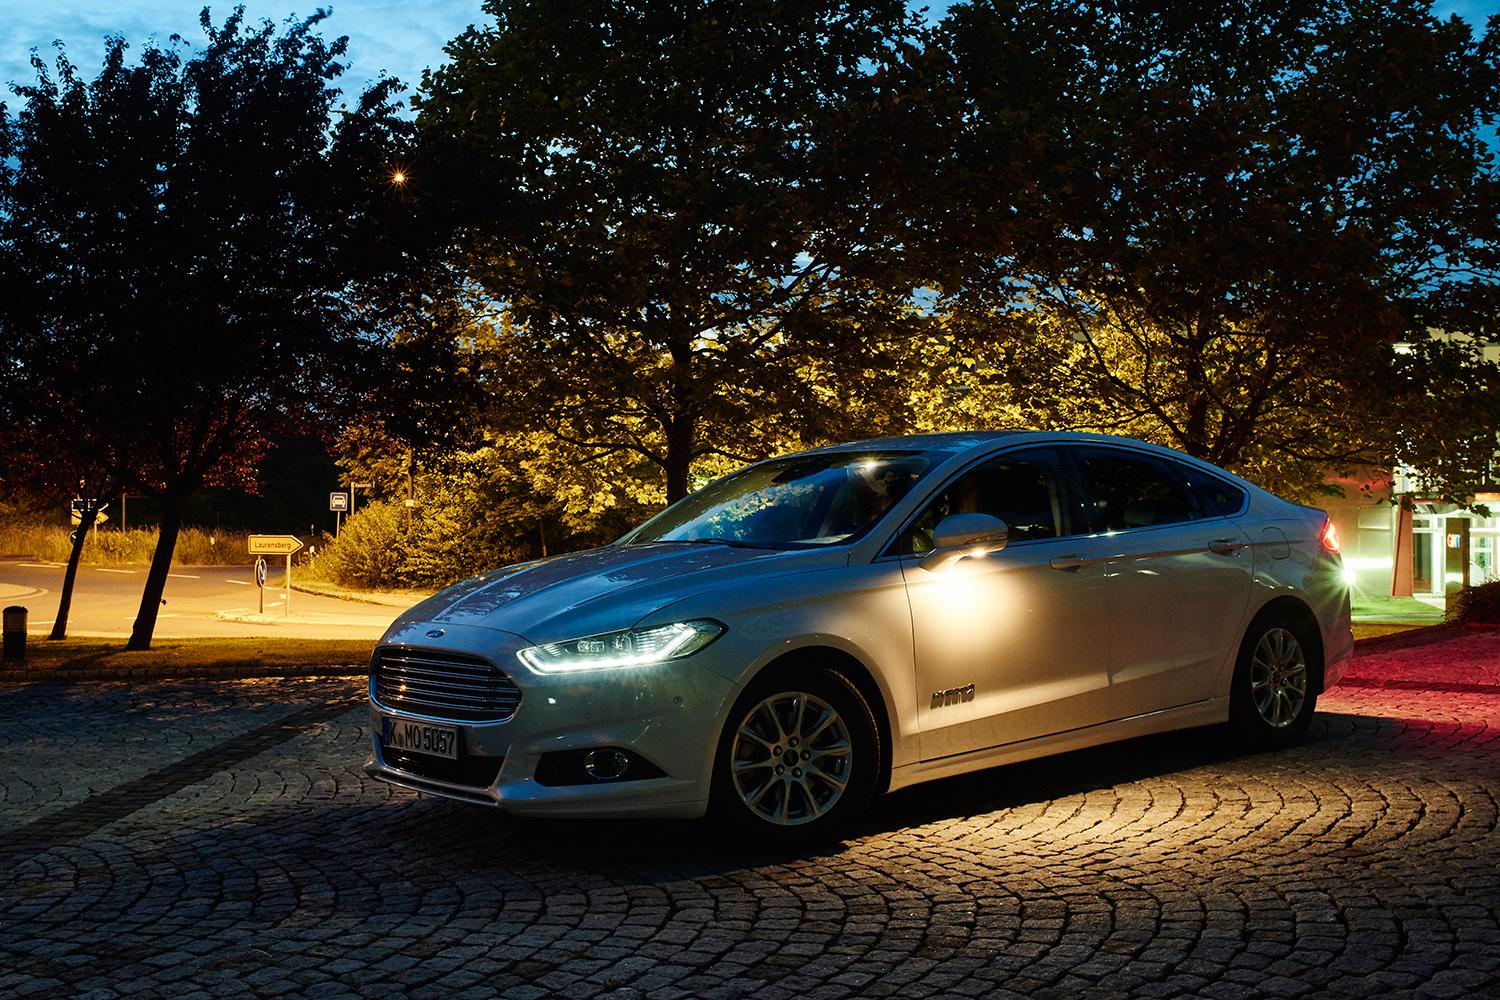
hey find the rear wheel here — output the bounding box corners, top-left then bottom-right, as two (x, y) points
(711, 667), (879, 845)
(1230, 619), (1318, 748)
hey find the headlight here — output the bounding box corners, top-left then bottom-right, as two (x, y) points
(516, 620), (724, 674)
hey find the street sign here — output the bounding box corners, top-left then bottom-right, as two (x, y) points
(329, 492), (349, 512)
(247, 535), (303, 555)
(254, 558), (267, 587)
(69, 499), (110, 526)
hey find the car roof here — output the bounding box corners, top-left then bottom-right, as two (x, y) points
(802, 429), (1194, 457)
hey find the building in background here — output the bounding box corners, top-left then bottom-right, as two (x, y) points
(1323, 334), (1500, 605)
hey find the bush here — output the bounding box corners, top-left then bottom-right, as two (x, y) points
(1446, 579), (1500, 625)
(305, 503), (409, 588)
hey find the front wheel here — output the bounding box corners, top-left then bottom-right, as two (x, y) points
(1229, 621), (1318, 749)
(711, 667), (880, 846)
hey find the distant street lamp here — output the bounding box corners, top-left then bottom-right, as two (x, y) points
(391, 169), (407, 186)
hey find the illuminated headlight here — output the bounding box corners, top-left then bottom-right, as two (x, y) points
(516, 620), (724, 674)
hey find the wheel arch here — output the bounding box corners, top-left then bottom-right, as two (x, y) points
(1245, 594), (1327, 693)
(738, 645), (895, 796)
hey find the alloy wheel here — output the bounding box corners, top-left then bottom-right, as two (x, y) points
(729, 691), (852, 826)
(1250, 627), (1308, 729)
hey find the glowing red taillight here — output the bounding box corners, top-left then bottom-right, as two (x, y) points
(1319, 518), (1341, 554)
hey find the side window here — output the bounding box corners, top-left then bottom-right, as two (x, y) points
(892, 448), (1068, 555)
(1180, 468), (1248, 517)
(1074, 449), (1202, 531)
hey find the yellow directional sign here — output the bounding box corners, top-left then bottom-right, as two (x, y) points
(248, 534), (304, 555)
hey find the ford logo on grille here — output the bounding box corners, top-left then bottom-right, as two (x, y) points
(425, 629), (445, 638)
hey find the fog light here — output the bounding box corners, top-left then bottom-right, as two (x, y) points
(583, 748), (630, 781)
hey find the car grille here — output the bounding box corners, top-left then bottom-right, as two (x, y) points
(373, 647), (522, 722)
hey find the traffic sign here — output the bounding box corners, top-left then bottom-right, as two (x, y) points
(69, 499), (110, 526)
(247, 534), (304, 555)
(329, 492), (349, 512)
(254, 558), (268, 587)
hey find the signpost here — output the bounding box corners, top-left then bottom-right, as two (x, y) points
(329, 492), (349, 537)
(254, 557), (268, 614)
(248, 535), (303, 616)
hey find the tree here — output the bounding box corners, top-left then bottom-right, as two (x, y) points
(417, 0), (931, 502)
(0, 8), (410, 648)
(925, 0), (1500, 498)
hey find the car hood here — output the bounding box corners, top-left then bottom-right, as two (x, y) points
(385, 542), (842, 645)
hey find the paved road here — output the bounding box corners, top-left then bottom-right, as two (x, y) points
(1, 632), (1497, 998)
(0, 561), (403, 639)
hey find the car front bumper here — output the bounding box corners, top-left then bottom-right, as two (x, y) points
(364, 620), (742, 818)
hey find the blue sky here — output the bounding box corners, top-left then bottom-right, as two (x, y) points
(1, 1), (1496, 109)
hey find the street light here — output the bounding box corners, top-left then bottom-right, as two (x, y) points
(391, 169), (407, 186)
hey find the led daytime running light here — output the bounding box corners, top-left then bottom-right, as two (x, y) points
(517, 620), (723, 673)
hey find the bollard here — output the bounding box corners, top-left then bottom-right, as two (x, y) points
(2, 606), (26, 663)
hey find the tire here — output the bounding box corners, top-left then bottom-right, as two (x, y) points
(710, 666), (880, 846)
(1229, 616), (1319, 749)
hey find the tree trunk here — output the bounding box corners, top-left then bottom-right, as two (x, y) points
(127, 498), (185, 650)
(664, 339), (695, 503)
(664, 413), (694, 503)
(50, 503), (99, 640)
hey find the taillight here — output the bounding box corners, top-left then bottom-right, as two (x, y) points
(1319, 518), (1341, 554)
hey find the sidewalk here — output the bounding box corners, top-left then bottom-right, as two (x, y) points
(212, 608), (398, 628)
(1343, 624), (1500, 692)
(288, 578), (434, 609)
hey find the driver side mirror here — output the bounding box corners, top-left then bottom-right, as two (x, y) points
(920, 512), (1009, 572)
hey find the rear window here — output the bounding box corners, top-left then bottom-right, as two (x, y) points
(1178, 467), (1248, 517)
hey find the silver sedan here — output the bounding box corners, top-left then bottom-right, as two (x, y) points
(366, 432), (1352, 842)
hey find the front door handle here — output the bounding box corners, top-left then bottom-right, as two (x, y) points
(1208, 538), (1245, 556)
(1049, 555), (1089, 571)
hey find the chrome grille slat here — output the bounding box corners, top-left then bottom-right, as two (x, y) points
(382, 655), (495, 675)
(385, 686), (519, 710)
(380, 663), (500, 683)
(373, 646), (522, 722)
(383, 677), (515, 702)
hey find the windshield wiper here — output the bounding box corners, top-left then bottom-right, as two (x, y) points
(648, 537), (775, 550)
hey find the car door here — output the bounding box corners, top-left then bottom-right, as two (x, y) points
(1065, 446), (1253, 719)
(895, 447), (1115, 761)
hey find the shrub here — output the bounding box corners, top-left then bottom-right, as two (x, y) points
(1446, 579), (1500, 625)
(306, 502), (409, 588)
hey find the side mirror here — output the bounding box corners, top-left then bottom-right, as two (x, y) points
(920, 512), (1008, 572)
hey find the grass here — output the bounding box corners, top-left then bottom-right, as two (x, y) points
(0, 523), (251, 566)
(1352, 621), (1427, 641)
(1349, 593), (1444, 624)
(8, 637), (373, 674)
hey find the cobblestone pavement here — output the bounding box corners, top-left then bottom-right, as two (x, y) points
(1, 637), (1497, 999)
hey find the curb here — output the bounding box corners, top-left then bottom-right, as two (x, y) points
(289, 581), (431, 609)
(0, 663), (367, 684)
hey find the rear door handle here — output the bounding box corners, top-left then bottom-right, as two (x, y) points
(1207, 538), (1245, 556)
(1049, 555), (1089, 571)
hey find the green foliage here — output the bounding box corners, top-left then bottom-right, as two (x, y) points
(1445, 580), (1500, 625)
(418, 0), (931, 500)
(308, 503), (410, 589)
(0, 10), (412, 645)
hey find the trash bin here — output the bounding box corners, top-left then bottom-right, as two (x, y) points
(2, 606), (25, 662)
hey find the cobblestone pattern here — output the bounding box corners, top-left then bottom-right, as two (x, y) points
(0, 661), (1497, 998)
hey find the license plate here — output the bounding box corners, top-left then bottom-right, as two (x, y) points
(381, 716), (458, 759)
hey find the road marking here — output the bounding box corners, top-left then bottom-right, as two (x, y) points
(226, 579), (251, 586)
(167, 574), (200, 579)
(19, 562), (62, 568)
(122, 614), (179, 620)
(31, 620), (55, 626)
(96, 568), (136, 575)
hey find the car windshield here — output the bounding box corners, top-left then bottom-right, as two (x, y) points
(624, 451), (938, 549)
